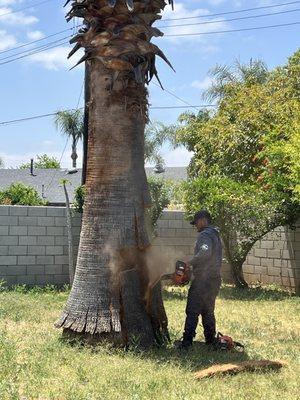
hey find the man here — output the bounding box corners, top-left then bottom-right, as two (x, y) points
(179, 209), (222, 349)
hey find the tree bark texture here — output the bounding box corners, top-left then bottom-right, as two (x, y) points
(56, 61), (167, 346)
(71, 139), (78, 169)
(222, 234), (249, 289)
(82, 61), (90, 185)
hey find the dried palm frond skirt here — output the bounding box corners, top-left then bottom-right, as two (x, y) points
(195, 360), (287, 379)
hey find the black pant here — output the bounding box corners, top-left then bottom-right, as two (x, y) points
(183, 277), (220, 344)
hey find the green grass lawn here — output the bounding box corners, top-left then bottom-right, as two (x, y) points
(0, 284), (299, 400)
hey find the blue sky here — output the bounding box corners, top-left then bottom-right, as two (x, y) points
(0, 0), (299, 168)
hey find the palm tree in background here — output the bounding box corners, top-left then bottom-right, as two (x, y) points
(204, 58), (269, 102)
(55, 110), (84, 168)
(55, 0), (175, 347)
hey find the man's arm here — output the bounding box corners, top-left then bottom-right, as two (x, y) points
(187, 233), (213, 270)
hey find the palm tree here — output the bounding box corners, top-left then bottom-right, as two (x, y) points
(55, 110), (84, 168)
(204, 59), (268, 102)
(55, 0), (174, 347)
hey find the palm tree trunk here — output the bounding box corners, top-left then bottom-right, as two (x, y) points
(71, 139), (78, 168)
(82, 60), (90, 185)
(56, 61), (167, 347)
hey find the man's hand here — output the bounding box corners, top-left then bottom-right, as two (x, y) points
(184, 258), (191, 267)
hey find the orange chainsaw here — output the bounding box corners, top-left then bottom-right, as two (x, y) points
(150, 260), (191, 290)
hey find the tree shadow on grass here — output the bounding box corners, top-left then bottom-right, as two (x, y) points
(218, 285), (294, 302)
(60, 334), (251, 373)
(125, 340), (252, 374)
(162, 284), (294, 303)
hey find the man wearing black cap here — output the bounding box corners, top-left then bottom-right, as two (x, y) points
(179, 209), (222, 349)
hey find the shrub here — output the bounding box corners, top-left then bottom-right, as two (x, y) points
(19, 154), (60, 169)
(73, 185), (86, 214)
(148, 176), (170, 227)
(0, 183), (46, 206)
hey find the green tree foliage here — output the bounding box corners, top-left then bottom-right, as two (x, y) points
(204, 58), (268, 102)
(173, 50), (300, 287)
(19, 154), (60, 169)
(0, 157), (3, 168)
(0, 183), (45, 206)
(147, 176), (170, 227)
(73, 185), (87, 214)
(55, 110), (84, 169)
(184, 177), (292, 287)
(144, 121), (176, 166)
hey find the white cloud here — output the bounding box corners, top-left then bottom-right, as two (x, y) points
(27, 45), (84, 71)
(161, 146), (193, 167)
(0, 29), (16, 50)
(0, 7), (38, 25)
(159, 2), (230, 43)
(27, 30), (44, 40)
(191, 76), (213, 90)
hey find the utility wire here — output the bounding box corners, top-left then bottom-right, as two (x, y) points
(0, 0), (296, 56)
(159, 7), (300, 28)
(151, 81), (202, 111)
(0, 104), (216, 126)
(1, 19), (299, 67)
(0, 28), (75, 55)
(45, 80), (85, 192)
(164, 20), (300, 36)
(2, 5), (295, 57)
(0, 0), (56, 18)
(161, 0), (300, 21)
(0, 40), (70, 66)
(0, 36), (72, 62)
(0, 5), (298, 61)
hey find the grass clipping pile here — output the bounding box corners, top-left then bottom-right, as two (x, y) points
(195, 360), (287, 379)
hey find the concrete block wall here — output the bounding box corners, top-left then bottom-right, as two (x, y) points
(0, 206), (299, 291)
(0, 206), (81, 286)
(243, 223), (300, 290)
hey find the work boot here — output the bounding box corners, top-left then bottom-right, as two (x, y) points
(177, 338), (193, 351)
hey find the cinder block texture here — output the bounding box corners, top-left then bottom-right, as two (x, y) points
(0, 205), (299, 290)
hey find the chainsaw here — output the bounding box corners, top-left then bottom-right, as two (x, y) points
(160, 260), (191, 286)
(150, 260), (191, 290)
(171, 260), (191, 285)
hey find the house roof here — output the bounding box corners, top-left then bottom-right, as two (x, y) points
(0, 167), (187, 204)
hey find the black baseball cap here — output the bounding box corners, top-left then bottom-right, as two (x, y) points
(190, 209), (212, 225)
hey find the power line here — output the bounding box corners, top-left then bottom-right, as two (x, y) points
(0, 28), (74, 55)
(159, 7), (300, 29)
(0, 40), (70, 66)
(0, 36), (72, 62)
(0, 0), (56, 18)
(45, 81), (85, 192)
(151, 82), (202, 111)
(1, 19), (299, 67)
(161, 0), (300, 21)
(164, 20), (300, 36)
(0, 105), (216, 126)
